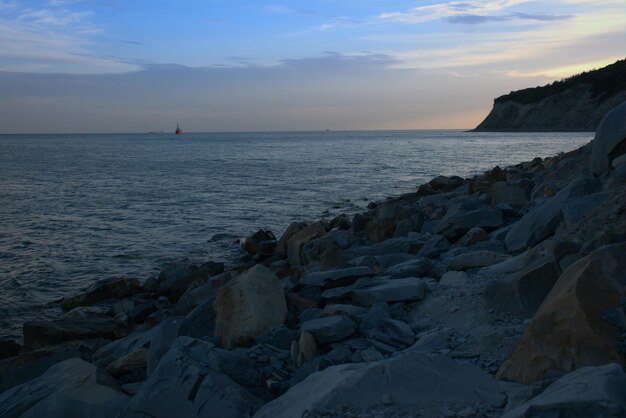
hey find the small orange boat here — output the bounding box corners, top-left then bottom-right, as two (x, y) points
(175, 123), (183, 135)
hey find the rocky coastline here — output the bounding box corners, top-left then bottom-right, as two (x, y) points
(1, 103), (626, 417)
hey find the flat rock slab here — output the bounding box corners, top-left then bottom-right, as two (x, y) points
(502, 364), (626, 418)
(254, 352), (506, 418)
(383, 258), (433, 278)
(0, 358), (129, 418)
(300, 266), (374, 287)
(446, 250), (511, 271)
(300, 315), (357, 344)
(352, 277), (426, 306)
(61, 277), (140, 310)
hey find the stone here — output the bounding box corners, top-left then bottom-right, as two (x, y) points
(214, 264), (287, 349)
(502, 364), (626, 418)
(417, 234), (450, 258)
(254, 352), (506, 418)
(22, 313), (128, 351)
(445, 250), (511, 271)
(352, 277), (426, 306)
(242, 229), (276, 255)
(561, 192), (609, 227)
(0, 358), (129, 418)
(405, 330), (449, 353)
(300, 266), (374, 287)
(301, 230), (356, 266)
(505, 176), (602, 252)
(287, 221), (328, 266)
(488, 181), (530, 207)
(429, 175), (465, 192)
(298, 331), (317, 362)
(436, 208), (503, 241)
(383, 257), (433, 278)
(457, 227), (488, 245)
(147, 317), (183, 375)
(61, 277), (140, 311)
(124, 337), (261, 418)
(320, 304), (367, 322)
(591, 101), (626, 175)
(152, 260), (224, 300)
(0, 340), (21, 360)
(364, 220), (396, 243)
(179, 298), (216, 339)
(359, 348), (383, 362)
(276, 221), (308, 258)
(498, 243), (626, 383)
(439, 271), (469, 287)
(483, 248), (559, 317)
(176, 271), (231, 315)
(367, 318), (415, 347)
(105, 348), (147, 382)
(300, 315), (357, 344)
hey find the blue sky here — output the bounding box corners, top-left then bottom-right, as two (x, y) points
(0, 0), (624, 132)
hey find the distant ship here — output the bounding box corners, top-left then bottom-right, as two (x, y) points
(175, 124), (183, 135)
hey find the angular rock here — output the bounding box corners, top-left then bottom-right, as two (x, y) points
(502, 364), (626, 418)
(457, 226), (488, 245)
(179, 298), (216, 339)
(591, 101), (626, 175)
(364, 219), (396, 243)
(498, 243), (626, 383)
(483, 248), (559, 317)
(298, 331), (317, 362)
(439, 271), (469, 287)
(105, 348), (147, 382)
(505, 176), (602, 252)
(320, 304), (368, 322)
(277, 221), (308, 258)
(61, 277), (140, 311)
(352, 278), (426, 306)
(562, 191), (609, 227)
(300, 266), (374, 287)
(436, 208), (503, 241)
(300, 315), (357, 344)
(488, 181), (530, 207)
(125, 337), (261, 418)
(287, 221), (328, 266)
(152, 260), (224, 300)
(214, 264), (287, 348)
(383, 257), (433, 278)
(446, 250), (511, 271)
(0, 358), (129, 418)
(242, 229), (276, 255)
(254, 352), (505, 418)
(0, 340), (21, 360)
(23, 313), (128, 351)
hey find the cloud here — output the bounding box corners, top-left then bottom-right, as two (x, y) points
(448, 12), (572, 24)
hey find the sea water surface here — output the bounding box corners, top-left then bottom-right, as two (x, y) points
(0, 130), (592, 340)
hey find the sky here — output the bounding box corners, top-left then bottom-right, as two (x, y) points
(0, 0), (624, 133)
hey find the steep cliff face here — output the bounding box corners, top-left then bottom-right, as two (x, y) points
(475, 59), (625, 131)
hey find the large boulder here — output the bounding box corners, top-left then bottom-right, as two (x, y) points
(502, 364), (626, 418)
(286, 221), (328, 266)
(151, 260), (224, 300)
(436, 208), (503, 241)
(300, 315), (357, 344)
(300, 266), (374, 287)
(504, 176), (602, 252)
(125, 337), (261, 418)
(61, 277), (141, 311)
(23, 313), (128, 351)
(214, 264), (287, 348)
(0, 358), (129, 418)
(498, 243), (626, 383)
(591, 101), (626, 175)
(352, 277), (427, 306)
(276, 221), (308, 258)
(254, 352), (505, 418)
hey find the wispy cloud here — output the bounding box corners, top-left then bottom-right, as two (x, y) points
(449, 12), (572, 24)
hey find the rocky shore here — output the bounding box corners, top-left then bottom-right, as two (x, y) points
(1, 103), (625, 418)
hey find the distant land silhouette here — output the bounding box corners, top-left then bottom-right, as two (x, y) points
(474, 58), (625, 132)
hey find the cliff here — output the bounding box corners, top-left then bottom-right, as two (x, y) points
(474, 59), (625, 131)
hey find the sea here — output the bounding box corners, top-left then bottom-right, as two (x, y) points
(0, 130), (593, 341)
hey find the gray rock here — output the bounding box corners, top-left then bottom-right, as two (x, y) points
(320, 304), (368, 322)
(502, 363), (626, 418)
(61, 277), (141, 311)
(352, 277), (426, 306)
(359, 348), (383, 362)
(439, 271), (469, 287)
(405, 330), (449, 353)
(505, 176), (602, 252)
(0, 358), (128, 418)
(445, 250), (511, 271)
(591, 101), (626, 175)
(562, 191), (609, 226)
(383, 257), (433, 278)
(253, 352), (506, 418)
(152, 260), (224, 300)
(436, 207), (503, 240)
(179, 297), (216, 339)
(125, 337), (261, 418)
(416, 234), (451, 258)
(300, 315), (357, 344)
(489, 181), (530, 207)
(300, 266), (374, 287)
(147, 317), (183, 375)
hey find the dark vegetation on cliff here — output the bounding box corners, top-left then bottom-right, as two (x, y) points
(495, 59), (625, 105)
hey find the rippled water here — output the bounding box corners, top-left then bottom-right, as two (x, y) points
(0, 130), (592, 340)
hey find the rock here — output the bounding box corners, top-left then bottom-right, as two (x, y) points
(0, 358), (129, 418)
(445, 250), (511, 271)
(367, 318), (415, 347)
(300, 315), (357, 344)
(176, 271), (231, 315)
(105, 348), (147, 382)
(254, 352), (506, 418)
(179, 298), (216, 339)
(439, 271), (469, 287)
(436, 208), (503, 241)
(147, 317), (183, 374)
(429, 175), (465, 192)
(483, 247), (559, 317)
(300, 266), (374, 287)
(591, 101), (626, 175)
(22, 313), (128, 351)
(0, 340), (21, 360)
(320, 304), (368, 322)
(417, 234), (450, 258)
(505, 176), (602, 252)
(352, 277), (426, 306)
(276, 221), (308, 258)
(502, 364), (626, 418)
(457, 227), (488, 245)
(61, 277), (140, 311)
(214, 264), (287, 348)
(242, 229), (276, 255)
(561, 191), (610, 227)
(383, 257), (434, 278)
(488, 181), (530, 207)
(359, 348), (383, 362)
(125, 337), (261, 418)
(405, 330), (449, 353)
(298, 331), (317, 362)
(152, 260), (224, 300)
(364, 219), (396, 243)
(498, 243), (626, 383)
(287, 221), (328, 266)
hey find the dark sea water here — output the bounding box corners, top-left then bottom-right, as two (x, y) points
(0, 130), (592, 340)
